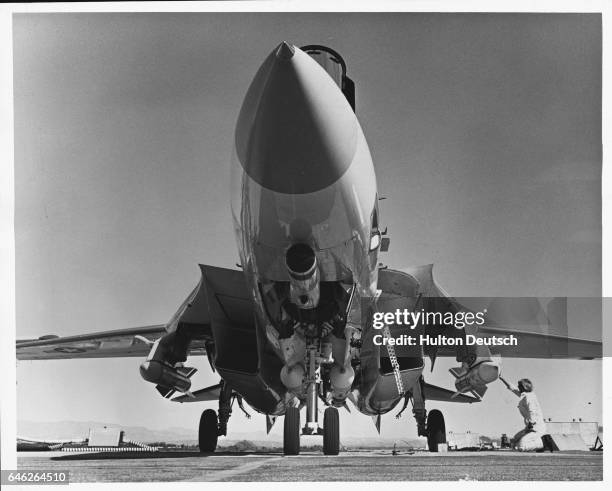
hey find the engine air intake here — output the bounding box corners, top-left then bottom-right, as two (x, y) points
(286, 243), (317, 280)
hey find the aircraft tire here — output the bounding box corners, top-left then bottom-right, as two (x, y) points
(199, 408), (218, 452)
(426, 409), (446, 452)
(283, 407), (300, 455)
(323, 407), (340, 455)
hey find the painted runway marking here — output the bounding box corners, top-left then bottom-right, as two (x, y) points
(190, 456), (283, 481)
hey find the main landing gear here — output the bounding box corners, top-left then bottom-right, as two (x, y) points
(199, 409), (218, 452)
(198, 381), (251, 453)
(426, 409), (446, 452)
(411, 380), (447, 453)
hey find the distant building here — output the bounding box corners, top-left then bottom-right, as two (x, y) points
(447, 431), (481, 450)
(17, 426), (157, 452)
(87, 427), (122, 447)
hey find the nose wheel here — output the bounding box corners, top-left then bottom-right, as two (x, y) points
(282, 405), (341, 456)
(323, 407), (340, 455)
(283, 406), (301, 455)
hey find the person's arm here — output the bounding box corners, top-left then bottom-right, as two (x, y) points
(499, 375), (521, 397)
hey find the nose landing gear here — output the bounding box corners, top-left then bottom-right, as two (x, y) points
(323, 407), (340, 455)
(282, 346), (341, 456)
(283, 406), (301, 455)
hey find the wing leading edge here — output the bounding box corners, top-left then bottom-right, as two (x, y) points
(16, 325), (207, 360)
(15, 264), (248, 361)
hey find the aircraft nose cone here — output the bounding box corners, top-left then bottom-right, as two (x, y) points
(235, 43), (358, 194)
(275, 41), (295, 60)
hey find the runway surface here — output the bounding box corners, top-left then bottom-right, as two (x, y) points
(18, 450), (602, 482)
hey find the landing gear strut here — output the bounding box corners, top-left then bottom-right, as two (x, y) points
(303, 346), (319, 436)
(217, 381), (233, 437)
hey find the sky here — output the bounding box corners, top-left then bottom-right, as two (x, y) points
(12, 13), (602, 441)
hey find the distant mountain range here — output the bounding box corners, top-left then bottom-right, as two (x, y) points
(18, 420), (197, 445)
(18, 420), (426, 448)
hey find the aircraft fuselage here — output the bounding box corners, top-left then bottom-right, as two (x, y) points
(230, 43), (413, 418)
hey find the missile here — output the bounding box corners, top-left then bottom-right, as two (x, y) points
(449, 358), (500, 399)
(280, 363), (306, 393)
(139, 360), (195, 394)
(330, 364), (355, 403)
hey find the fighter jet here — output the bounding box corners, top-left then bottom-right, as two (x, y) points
(16, 42), (602, 455)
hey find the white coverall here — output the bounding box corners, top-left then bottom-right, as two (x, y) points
(510, 388), (546, 451)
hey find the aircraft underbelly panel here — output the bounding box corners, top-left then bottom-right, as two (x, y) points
(199, 265), (287, 415)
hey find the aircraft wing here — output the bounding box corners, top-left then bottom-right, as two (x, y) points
(172, 383), (223, 403)
(475, 326), (601, 359)
(15, 264), (232, 361)
(423, 382), (479, 403)
(398, 265), (602, 360)
(16, 325), (207, 360)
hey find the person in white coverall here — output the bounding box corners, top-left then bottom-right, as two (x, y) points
(499, 376), (546, 451)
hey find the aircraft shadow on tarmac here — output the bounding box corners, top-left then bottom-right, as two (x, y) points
(52, 451), (286, 460)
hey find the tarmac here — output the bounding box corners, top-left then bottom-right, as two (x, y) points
(17, 449), (603, 481)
